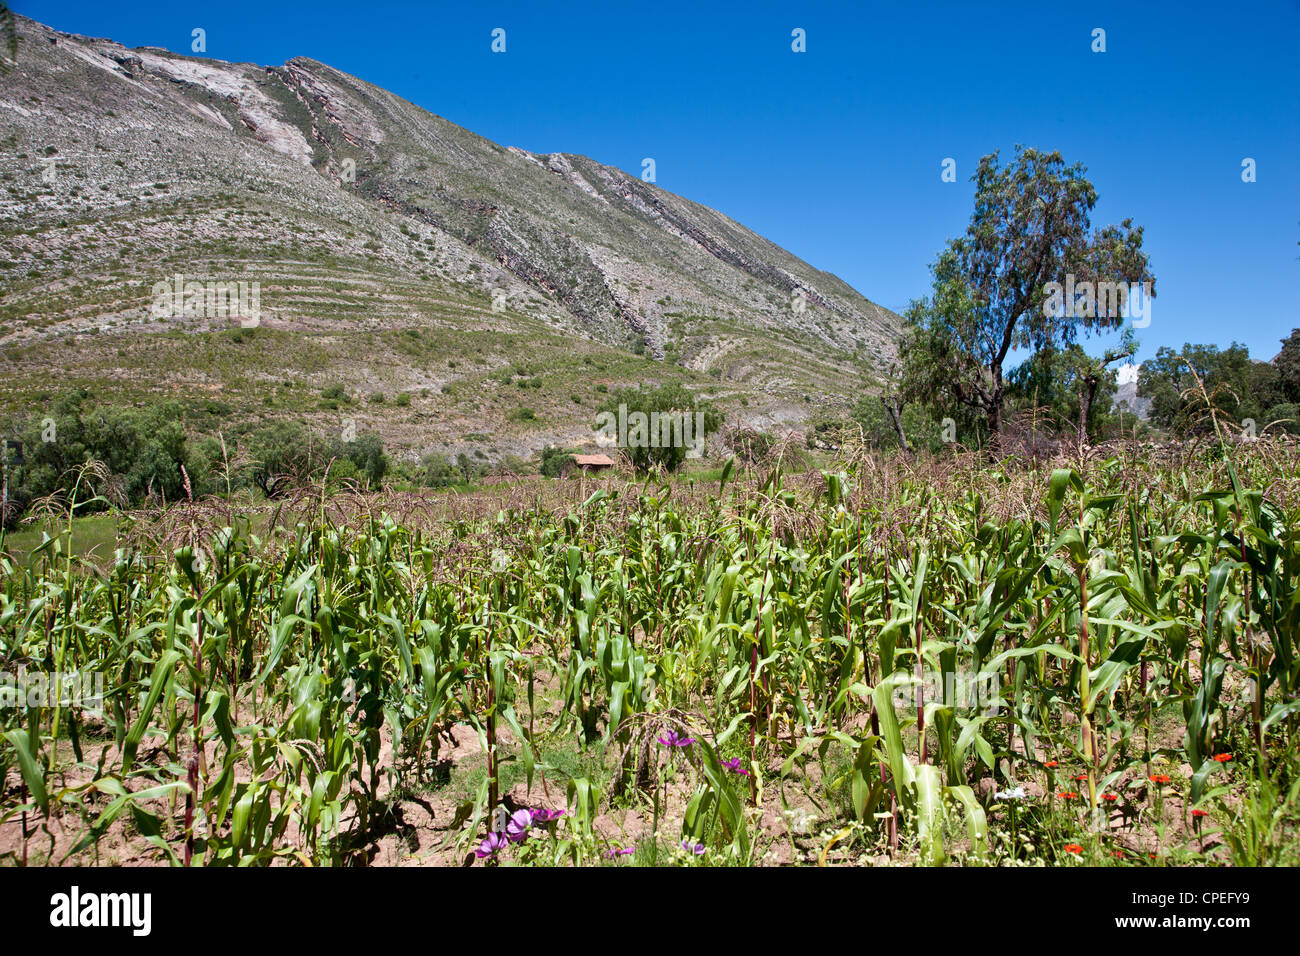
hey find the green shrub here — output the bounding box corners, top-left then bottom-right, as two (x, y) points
(419, 452), (455, 487)
(539, 445), (575, 478)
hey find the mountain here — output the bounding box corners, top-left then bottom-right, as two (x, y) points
(0, 15), (902, 464)
(1113, 365), (1150, 420)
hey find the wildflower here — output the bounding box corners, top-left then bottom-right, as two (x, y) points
(529, 808), (565, 824)
(1044, 761), (1059, 769)
(1149, 774), (1171, 784)
(506, 809), (534, 843)
(1063, 844), (1083, 854)
(1073, 773), (1088, 782)
(1212, 753), (1233, 763)
(1113, 850), (1125, 858)
(476, 832), (507, 858)
(681, 841), (705, 855)
(994, 787), (1026, 801)
(1100, 793), (1118, 802)
(1057, 791), (1079, 799)
(1191, 809), (1208, 818)
(721, 757), (749, 775)
(657, 729), (695, 748)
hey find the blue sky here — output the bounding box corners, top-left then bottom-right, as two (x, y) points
(16, 0), (1300, 365)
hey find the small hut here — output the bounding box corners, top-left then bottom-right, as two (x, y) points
(564, 453), (616, 477)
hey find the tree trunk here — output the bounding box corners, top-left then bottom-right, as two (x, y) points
(1077, 375), (1098, 449)
(883, 396), (909, 452)
(1076, 385), (1090, 450)
(985, 402), (1003, 456)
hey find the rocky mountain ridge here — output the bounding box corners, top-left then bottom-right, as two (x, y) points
(0, 15), (902, 462)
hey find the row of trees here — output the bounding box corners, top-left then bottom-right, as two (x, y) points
(877, 145), (1295, 450)
(844, 327), (1298, 456)
(1138, 334), (1300, 437)
(0, 382), (726, 524)
(1, 389), (390, 522)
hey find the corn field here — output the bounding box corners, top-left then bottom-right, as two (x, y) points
(2, 441), (1298, 866)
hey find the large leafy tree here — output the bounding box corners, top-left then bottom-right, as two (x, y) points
(901, 147), (1154, 441)
(1006, 334), (1134, 443)
(243, 422), (320, 497)
(595, 383), (721, 473)
(243, 422), (387, 495)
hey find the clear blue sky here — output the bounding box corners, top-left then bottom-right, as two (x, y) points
(15, 0), (1300, 365)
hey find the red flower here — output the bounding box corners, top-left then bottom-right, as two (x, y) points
(1044, 761), (1059, 769)
(1063, 844), (1083, 854)
(1191, 809), (1208, 818)
(1101, 793), (1118, 801)
(1113, 850), (1125, 858)
(1149, 774), (1171, 784)
(1073, 773), (1088, 781)
(1212, 753), (1233, 763)
(1057, 791), (1079, 799)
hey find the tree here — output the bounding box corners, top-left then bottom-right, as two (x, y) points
(1274, 329), (1300, 404)
(245, 422), (318, 497)
(334, 431), (388, 488)
(1071, 336), (1136, 444)
(595, 384), (722, 473)
(1006, 335), (1133, 444)
(420, 452), (456, 487)
(1139, 339), (1295, 437)
(848, 395), (948, 453)
(870, 359), (911, 452)
(1006, 345), (1084, 432)
(453, 453), (484, 483)
(901, 147), (1154, 444)
(539, 445), (576, 478)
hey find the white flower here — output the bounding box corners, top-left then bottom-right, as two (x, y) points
(995, 787), (1027, 801)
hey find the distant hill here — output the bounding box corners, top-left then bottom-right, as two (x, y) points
(1113, 381), (1150, 419)
(0, 15), (903, 463)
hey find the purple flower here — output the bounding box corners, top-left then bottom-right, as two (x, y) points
(529, 808), (565, 824)
(721, 757), (750, 776)
(657, 729), (695, 748)
(681, 841), (705, 855)
(506, 809), (533, 843)
(476, 832), (506, 858)
(606, 846), (635, 858)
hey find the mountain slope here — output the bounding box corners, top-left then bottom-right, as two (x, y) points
(0, 15), (902, 463)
